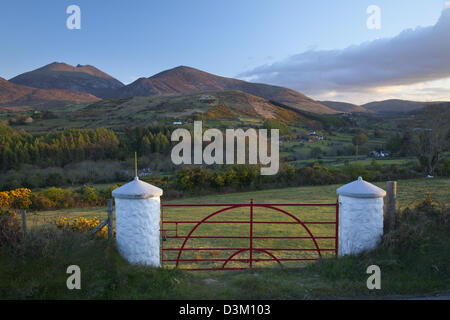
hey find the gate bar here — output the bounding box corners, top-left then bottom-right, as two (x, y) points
(249, 199), (253, 268)
(161, 200), (339, 270)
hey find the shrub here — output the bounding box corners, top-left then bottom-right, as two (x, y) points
(435, 158), (450, 177)
(83, 186), (100, 205)
(55, 216), (115, 239)
(40, 187), (74, 208)
(30, 193), (56, 211)
(0, 188), (32, 210)
(100, 184), (121, 199)
(0, 210), (23, 249)
(381, 194), (450, 253)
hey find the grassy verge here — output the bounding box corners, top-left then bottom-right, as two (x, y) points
(1, 191), (449, 299)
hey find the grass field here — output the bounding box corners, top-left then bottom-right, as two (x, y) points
(24, 178), (450, 271)
(3, 177), (450, 299)
(161, 202), (337, 270)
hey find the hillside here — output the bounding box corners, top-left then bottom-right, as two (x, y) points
(409, 102), (450, 115)
(0, 77), (100, 109)
(362, 99), (443, 114)
(9, 62), (124, 98)
(319, 100), (371, 113)
(13, 90), (348, 132)
(114, 66), (338, 114)
(72, 90), (322, 127)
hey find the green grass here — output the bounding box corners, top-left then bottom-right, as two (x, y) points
(23, 178), (450, 272)
(28, 177), (450, 227)
(332, 158), (416, 168)
(1, 198), (449, 299)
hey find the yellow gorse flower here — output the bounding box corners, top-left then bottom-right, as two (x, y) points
(0, 188), (32, 209)
(55, 215), (116, 239)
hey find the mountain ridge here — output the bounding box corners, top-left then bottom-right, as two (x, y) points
(9, 62), (125, 98)
(0, 77), (100, 109)
(319, 100), (371, 113)
(113, 66), (339, 114)
(362, 99), (445, 114)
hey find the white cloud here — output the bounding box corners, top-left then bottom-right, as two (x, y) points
(238, 7), (450, 103)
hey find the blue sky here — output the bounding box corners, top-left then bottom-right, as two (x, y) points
(0, 0), (448, 103)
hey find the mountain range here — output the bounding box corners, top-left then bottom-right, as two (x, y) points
(0, 77), (99, 109)
(1, 62), (448, 115)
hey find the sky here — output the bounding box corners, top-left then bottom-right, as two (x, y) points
(0, 0), (449, 104)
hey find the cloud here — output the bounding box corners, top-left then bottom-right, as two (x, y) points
(238, 8), (450, 100)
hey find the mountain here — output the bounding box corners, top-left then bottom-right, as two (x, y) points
(409, 102), (450, 116)
(362, 99), (444, 114)
(0, 77), (100, 109)
(9, 62), (124, 98)
(50, 90), (350, 130)
(114, 66), (338, 114)
(319, 101), (371, 113)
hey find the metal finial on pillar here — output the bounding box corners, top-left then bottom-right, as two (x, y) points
(135, 151), (138, 178)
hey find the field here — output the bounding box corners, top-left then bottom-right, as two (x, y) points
(161, 202), (338, 270)
(2, 177), (449, 299)
(24, 178), (450, 271)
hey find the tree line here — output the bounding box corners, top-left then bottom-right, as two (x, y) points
(0, 123), (172, 171)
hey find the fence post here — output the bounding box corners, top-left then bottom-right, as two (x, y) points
(336, 177), (386, 256)
(112, 177), (163, 267)
(385, 181), (397, 231)
(21, 209), (27, 234)
(107, 199), (113, 241)
(249, 199), (253, 268)
(335, 199), (339, 257)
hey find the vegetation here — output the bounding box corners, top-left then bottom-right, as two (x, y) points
(0, 193), (448, 299)
(352, 132), (368, 156)
(16, 177), (450, 234)
(0, 122), (172, 172)
(55, 216), (114, 239)
(1, 157), (449, 212)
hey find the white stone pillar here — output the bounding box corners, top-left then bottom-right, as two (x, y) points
(336, 177), (386, 256)
(112, 177), (163, 267)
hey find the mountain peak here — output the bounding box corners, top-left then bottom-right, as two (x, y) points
(150, 65), (209, 79)
(36, 62), (115, 79)
(116, 65), (338, 114)
(9, 62), (125, 98)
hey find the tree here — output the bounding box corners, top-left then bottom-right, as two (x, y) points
(415, 107), (449, 176)
(416, 128), (448, 176)
(310, 147), (323, 159)
(352, 133), (368, 156)
(374, 129), (384, 138)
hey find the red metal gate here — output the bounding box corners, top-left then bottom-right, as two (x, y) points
(161, 199), (339, 271)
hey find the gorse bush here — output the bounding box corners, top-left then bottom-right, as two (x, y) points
(1, 186), (117, 212)
(0, 188), (32, 210)
(55, 216), (115, 239)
